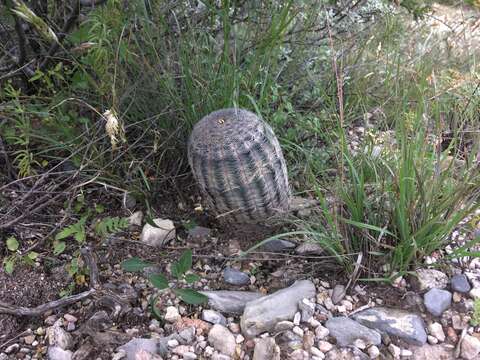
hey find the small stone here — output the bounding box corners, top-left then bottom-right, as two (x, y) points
(325, 317), (381, 347)
(63, 314), (77, 323)
(424, 289), (452, 316)
(35, 327), (45, 336)
(274, 321), (294, 331)
(469, 288), (480, 299)
(451, 274), (471, 293)
(66, 322), (75, 332)
(290, 349), (310, 359)
(165, 306), (181, 323)
(183, 352), (197, 360)
(47, 347), (73, 360)
(295, 243), (323, 255)
(223, 267), (250, 286)
(228, 323), (240, 333)
(367, 345), (380, 359)
(261, 239), (296, 252)
(45, 315), (57, 325)
(317, 341), (333, 353)
(5, 344), (19, 354)
(309, 318), (321, 327)
(46, 321), (73, 350)
(140, 218), (175, 247)
(172, 345), (190, 356)
(323, 298), (334, 311)
(331, 285), (346, 304)
(292, 326), (304, 337)
(400, 349), (413, 357)
(23, 336), (35, 345)
(200, 290), (264, 314)
(452, 314), (465, 330)
(310, 347), (324, 358)
(235, 334), (244, 344)
(299, 298), (315, 322)
(461, 334), (480, 359)
(414, 269), (448, 291)
(446, 327), (457, 342)
(427, 335), (438, 344)
(293, 312), (301, 325)
(127, 211), (143, 226)
(388, 344), (401, 358)
(168, 339), (179, 347)
(353, 339), (366, 349)
(208, 325), (236, 356)
(453, 292), (462, 303)
(315, 325), (329, 340)
(202, 310), (227, 326)
(427, 323), (445, 342)
(187, 226), (211, 240)
(178, 327), (196, 344)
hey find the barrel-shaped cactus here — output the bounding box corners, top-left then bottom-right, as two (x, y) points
(188, 108), (290, 222)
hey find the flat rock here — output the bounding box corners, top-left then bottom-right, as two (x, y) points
(118, 338), (159, 360)
(140, 218), (175, 247)
(261, 239), (296, 252)
(325, 317), (381, 347)
(208, 325), (236, 356)
(202, 310), (227, 326)
(253, 337), (281, 360)
(414, 269), (448, 291)
(352, 307), (427, 345)
(451, 274), (471, 293)
(240, 280), (316, 337)
(223, 267), (250, 286)
(47, 347), (73, 360)
(461, 335), (480, 360)
(199, 291), (264, 314)
(295, 243), (323, 255)
(424, 289), (452, 316)
(47, 321), (73, 350)
(411, 344), (454, 360)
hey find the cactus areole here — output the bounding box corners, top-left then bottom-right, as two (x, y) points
(188, 108), (290, 222)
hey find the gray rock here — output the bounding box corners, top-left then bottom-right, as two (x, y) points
(261, 239), (296, 252)
(331, 284), (346, 304)
(199, 290), (264, 314)
(202, 310), (227, 326)
(127, 211), (143, 227)
(0, 354), (8, 360)
(240, 280), (316, 337)
(352, 307), (427, 345)
(140, 219), (175, 247)
(325, 317), (381, 347)
(47, 321), (73, 350)
(295, 243), (323, 255)
(424, 289), (452, 316)
(461, 335), (480, 360)
(188, 226), (211, 240)
(118, 339), (159, 360)
(208, 325), (236, 356)
(253, 337), (280, 360)
(223, 267), (250, 286)
(47, 346), (73, 360)
(451, 274), (471, 293)
(178, 327), (196, 344)
(414, 269), (448, 291)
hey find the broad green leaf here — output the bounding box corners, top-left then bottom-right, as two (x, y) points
(74, 229), (86, 243)
(27, 251), (39, 260)
(184, 273), (200, 284)
(54, 241), (66, 255)
(55, 225), (78, 240)
(6, 237), (19, 251)
(148, 273), (169, 290)
(121, 257), (153, 272)
(95, 204), (105, 213)
(173, 288), (208, 305)
(4, 257), (15, 274)
(174, 249), (192, 278)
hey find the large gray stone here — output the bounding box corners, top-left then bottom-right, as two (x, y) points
(324, 317), (381, 347)
(199, 291), (264, 314)
(240, 280), (316, 337)
(352, 307), (427, 345)
(424, 289), (452, 316)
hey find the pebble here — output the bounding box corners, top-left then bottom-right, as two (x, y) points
(388, 344), (401, 358)
(274, 321), (294, 331)
(292, 326), (304, 337)
(315, 325), (330, 340)
(165, 306), (181, 323)
(317, 341), (333, 353)
(202, 309), (227, 326)
(424, 288), (452, 316)
(168, 339), (179, 348)
(199, 290), (264, 314)
(446, 327), (458, 342)
(5, 344), (19, 354)
(235, 334), (244, 344)
(310, 346), (324, 358)
(293, 312), (301, 325)
(140, 218), (175, 247)
(325, 317), (381, 347)
(252, 337), (280, 360)
(331, 285), (346, 304)
(299, 298), (316, 322)
(63, 314), (77, 322)
(208, 324), (236, 356)
(23, 335), (35, 345)
(428, 323), (445, 342)
(289, 349), (310, 359)
(261, 239), (296, 252)
(223, 267), (250, 286)
(415, 269), (448, 291)
(469, 288), (480, 299)
(367, 345), (380, 359)
(427, 335), (439, 344)
(47, 346), (73, 360)
(461, 334), (480, 359)
(400, 349), (413, 357)
(451, 274), (471, 293)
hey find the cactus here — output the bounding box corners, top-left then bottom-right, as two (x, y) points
(188, 108), (290, 222)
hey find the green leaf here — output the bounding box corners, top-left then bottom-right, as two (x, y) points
(174, 249), (192, 278)
(148, 273), (169, 290)
(4, 257), (15, 274)
(149, 295), (162, 319)
(95, 204), (105, 213)
(74, 228), (86, 243)
(184, 273), (200, 284)
(6, 237), (19, 251)
(121, 257), (153, 272)
(54, 241), (66, 255)
(27, 251), (39, 260)
(173, 288), (208, 305)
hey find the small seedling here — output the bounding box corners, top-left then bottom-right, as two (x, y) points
(3, 236), (39, 274)
(121, 249), (207, 309)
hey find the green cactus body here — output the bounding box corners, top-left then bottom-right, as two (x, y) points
(188, 108), (290, 222)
